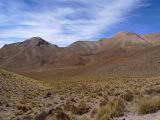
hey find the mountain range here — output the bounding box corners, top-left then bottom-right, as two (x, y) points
(0, 32), (160, 76)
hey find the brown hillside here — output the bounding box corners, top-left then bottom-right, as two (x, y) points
(141, 33), (160, 45)
(0, 37), (59, 71)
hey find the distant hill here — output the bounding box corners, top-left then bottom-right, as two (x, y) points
(99, 32), (152, 49)
(67, 41), (100, 53)
(0, 37), (59, 71)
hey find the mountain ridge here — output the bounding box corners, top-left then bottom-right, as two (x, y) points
(0, 32), (160, 72)
(1, 32), (160, 49)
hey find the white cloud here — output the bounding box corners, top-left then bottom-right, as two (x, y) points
(0, 0), (148, 47)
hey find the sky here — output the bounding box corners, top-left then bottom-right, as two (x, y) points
(0, 0), (159, 47)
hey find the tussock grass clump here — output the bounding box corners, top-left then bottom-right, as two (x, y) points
(17, 105), (31, 113)
(35, 111), (48, 120)
(122, 90), (134, 102)
(96, 106), (112, 120)
(145, 88), (160, 95)
(75, 101), (90, 115)
(138, 96), (160, 114)
(40, 109), (70, 120)
(108, 98), (126, 117)
(90, 108), (98, 118)
(68, 114), (78, 120)
(64, 101), (90, 115)
(80, 116), (90, 120)
(100, 96), (109, 107)
(45, 115), (57, 120)
(96, 98), (126, 120)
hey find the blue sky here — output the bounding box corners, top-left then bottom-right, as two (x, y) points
(0, 0), (159, 47)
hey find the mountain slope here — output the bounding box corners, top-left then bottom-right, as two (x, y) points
(98, 32), (152, 49)
(0, 69), (48, 119)
(141, 33), (160, 45)
(67, 41), (100, 53)
(23, 45), (160, 80)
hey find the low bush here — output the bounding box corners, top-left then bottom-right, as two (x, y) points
(96, 98), (126, 120)
(80, 116), (90, 120)
(96, 106), (112, 120)
(138, 96), (160, 114)
(64, 101), (90, 115)
(122, 90), (134, 102)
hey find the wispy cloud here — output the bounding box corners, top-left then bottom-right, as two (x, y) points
(0, 0), (149, 47)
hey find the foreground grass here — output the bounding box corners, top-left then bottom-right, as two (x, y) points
(2, 68), (160, 120)
(96, 98), (126, 120)
(23, 72), (160, 119)
(138, 96), (160, 114)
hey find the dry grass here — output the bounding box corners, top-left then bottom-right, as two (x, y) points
(0, 69), (53, 120)
(23, 71), (160, 119)
(2, 68), (160, 119)
(138, 96), (160, 114)
(96, 98), (126, 120)
(80, 116), (90, 120)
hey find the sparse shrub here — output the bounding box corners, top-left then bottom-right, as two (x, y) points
(80, 116), (90, 120)
(90, 108), (98, 118)
(22, 115), (34, 120)
(5, 103), (9, 107)
(45, 92), (52, 98)
(91, 94), (96, 98)
(107, 98), (126, 117)
(113, 91), (121, 96)
(96, 107), (112, 120)
(138, 96), (160, 114)
(45, 108), (70, 120)
(56, 111), (70, 120)
(17, 105), (30, 113)
(122, 90), (134, 102)
(64, 101), (90, 115)
(35, 111), (48, 120)
(96, 98), (126, 120)
(64, 102), (77, 113)
(145, 88), (160, 95)
(69, 114), (78, 120)
(45, 115), (57, 120)
(60, 96), (64, 100)
(70, 98), (76, 103)
(99, 98), (109, 107)
(98, 92), (103, 97)
(75, 101), (90, 115)
(54, 102), (58, 104)
(15, 110), (24, 116)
